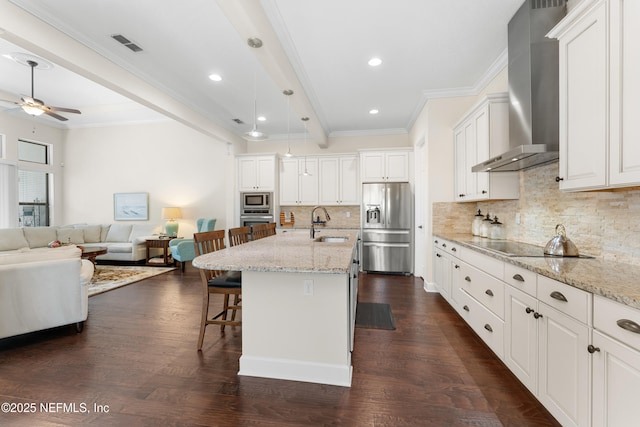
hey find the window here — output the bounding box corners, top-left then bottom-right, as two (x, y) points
(17, 139), (52, 227)
(18, 139), (49, 164)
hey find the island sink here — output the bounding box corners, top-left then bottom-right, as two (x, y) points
(314, 236), (349, 243)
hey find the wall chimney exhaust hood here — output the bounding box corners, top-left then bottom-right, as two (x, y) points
(473, 0), (566, 173)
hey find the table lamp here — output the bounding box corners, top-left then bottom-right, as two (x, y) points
(161, 207), (182, 237)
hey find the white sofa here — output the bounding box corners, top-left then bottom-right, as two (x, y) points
(0, 243), (94, 340)
(0, 224), (160, 262)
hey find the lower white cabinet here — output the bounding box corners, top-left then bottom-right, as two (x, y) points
(592, 295), (640, 427)
(537, 301), (591, 427)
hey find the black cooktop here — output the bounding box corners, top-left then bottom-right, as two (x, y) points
(470, 240), (547, 257)
(469, 240), (595, 259)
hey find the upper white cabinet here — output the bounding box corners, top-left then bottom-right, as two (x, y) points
(279, 157), (318, 205)
(550, 0), (640, 191)
(453, 93), (519, 202)
(360, 150), (410, 182)
(318, 156), (359, 205)
(237, 155), (276, 192)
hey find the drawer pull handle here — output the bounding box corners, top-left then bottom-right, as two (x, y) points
(512, 274), (525, 282)
(436, 253), (441, 258)
(587, 345), (601, 354)
(550, 291), (568, 302)
(434, 240), (439, 244)
(452, 247), (457, 252)
(463, 305), (470, 312)
(617, 319), (640, 334)
(534, 312), (543, 319)
(465, 276), (471, 282)
(455, 264), (460, 269)
(484, 324), (493, 332)
(525, 307), (534, 314)
(442, 243), (447, 248)
(485, 289), (494, 297)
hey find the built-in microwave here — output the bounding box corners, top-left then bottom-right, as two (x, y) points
(241, 192), (272, 214)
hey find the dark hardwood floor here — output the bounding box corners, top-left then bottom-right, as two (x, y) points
(0, 267), (560, 426)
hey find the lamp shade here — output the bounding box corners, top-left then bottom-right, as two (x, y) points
(161, 207), (182, 220)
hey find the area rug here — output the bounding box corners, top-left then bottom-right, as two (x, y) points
(88, 265), (175, 297)
(355, 302), (396, 330)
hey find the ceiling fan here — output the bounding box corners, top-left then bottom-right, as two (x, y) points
(6, 60), (82, 121)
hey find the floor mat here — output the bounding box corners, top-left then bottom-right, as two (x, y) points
(355, 302), (396, 330)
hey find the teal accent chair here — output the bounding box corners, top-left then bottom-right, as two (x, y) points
(169, 218), (216, 272)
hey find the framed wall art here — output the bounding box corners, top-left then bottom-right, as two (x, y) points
(114, 192), (148, 221)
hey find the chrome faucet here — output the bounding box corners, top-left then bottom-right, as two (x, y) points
(310, 206), (331, 239)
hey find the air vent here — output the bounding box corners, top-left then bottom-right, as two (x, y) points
(531, 0), (565, 9)
(232, 118), (245, 125)
(111, 34), (144, 53)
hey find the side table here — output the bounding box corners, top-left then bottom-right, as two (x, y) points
(146, 237), (175, 266)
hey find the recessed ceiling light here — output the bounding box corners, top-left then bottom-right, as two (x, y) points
(257, 116), (266, 122)
(369, 109), (379, 115)
(368, 57), (382, 67)
(208, 74), (222, 82)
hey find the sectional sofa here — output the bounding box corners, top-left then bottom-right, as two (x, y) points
(0, 224), (159, 340)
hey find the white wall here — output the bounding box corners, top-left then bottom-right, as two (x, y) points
(63, 120), (239, 237)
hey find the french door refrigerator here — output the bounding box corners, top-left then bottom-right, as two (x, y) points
(361, 182), (413, 274)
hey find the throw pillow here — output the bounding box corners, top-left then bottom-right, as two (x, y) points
(23, 227), (58, 248)
(0, 229), (29, 251)
(57, 228), (85, 244)
(81, 225), (102, 243)
(100, 224), (111, 242)
(106, 224), (133, 242)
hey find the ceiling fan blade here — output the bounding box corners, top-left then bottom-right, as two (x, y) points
(0, 98), (20, 106)
(47, 106), (82, 114)
(43, 110), (69, 121)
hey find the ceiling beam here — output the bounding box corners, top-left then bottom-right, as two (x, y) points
(216, 0), (328, 149)
(0, 1), (244, 146)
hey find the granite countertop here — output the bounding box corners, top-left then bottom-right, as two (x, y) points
(434, 233), (640, 310)
(192, 229), (359, 274)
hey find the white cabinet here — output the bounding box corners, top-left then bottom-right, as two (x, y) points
(550, 0), (640, 191)
(433, 247), (452, 301)
(360, 150), (410, 182)
(609, 0), (640, 186)
(537, 300), (591, 427)
(279, 157), (318, 205)
(453, 93), (519, 202)
(592, 295), (640, 427)
(237, 155), (276, 191)
(318, 156), (359, 205)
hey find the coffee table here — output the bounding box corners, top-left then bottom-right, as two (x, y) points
(81, 246), (108, 266)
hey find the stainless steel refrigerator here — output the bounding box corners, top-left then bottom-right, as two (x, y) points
(361, 182), (413, 274)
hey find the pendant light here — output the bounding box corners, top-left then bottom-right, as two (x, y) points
(301, 117), (311, 176)
(243, 38), (267, 141)
(283, 89), (293, 157)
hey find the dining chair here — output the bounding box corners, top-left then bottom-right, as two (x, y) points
(251, 223), (269, 240)
(266, 222), (277, 237)
(228, 226), (251, 247)
(193, 230), (241, 350)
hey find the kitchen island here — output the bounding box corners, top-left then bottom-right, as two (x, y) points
(192, 229), (360, 387)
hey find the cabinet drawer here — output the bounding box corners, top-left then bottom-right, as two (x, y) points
(434, 239), (460, 257)
(464, 291), (505, 360)
(537, 275), (592, 325)
(594, 295), (640, 352)
(460, 262), (505, 319)
(504, 263), (537, 297)
(458, 248), (503, 280)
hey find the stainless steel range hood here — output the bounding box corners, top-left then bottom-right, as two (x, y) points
(473, 0), (566, 173)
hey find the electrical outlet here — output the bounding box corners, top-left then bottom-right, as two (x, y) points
(304, 279), (314, 296)
(346, 211), (351, 218)
(515, 212), (521, 225)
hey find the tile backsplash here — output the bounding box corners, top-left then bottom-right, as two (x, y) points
(280, 205), (361, 229)
(433, 162), (640, 266)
